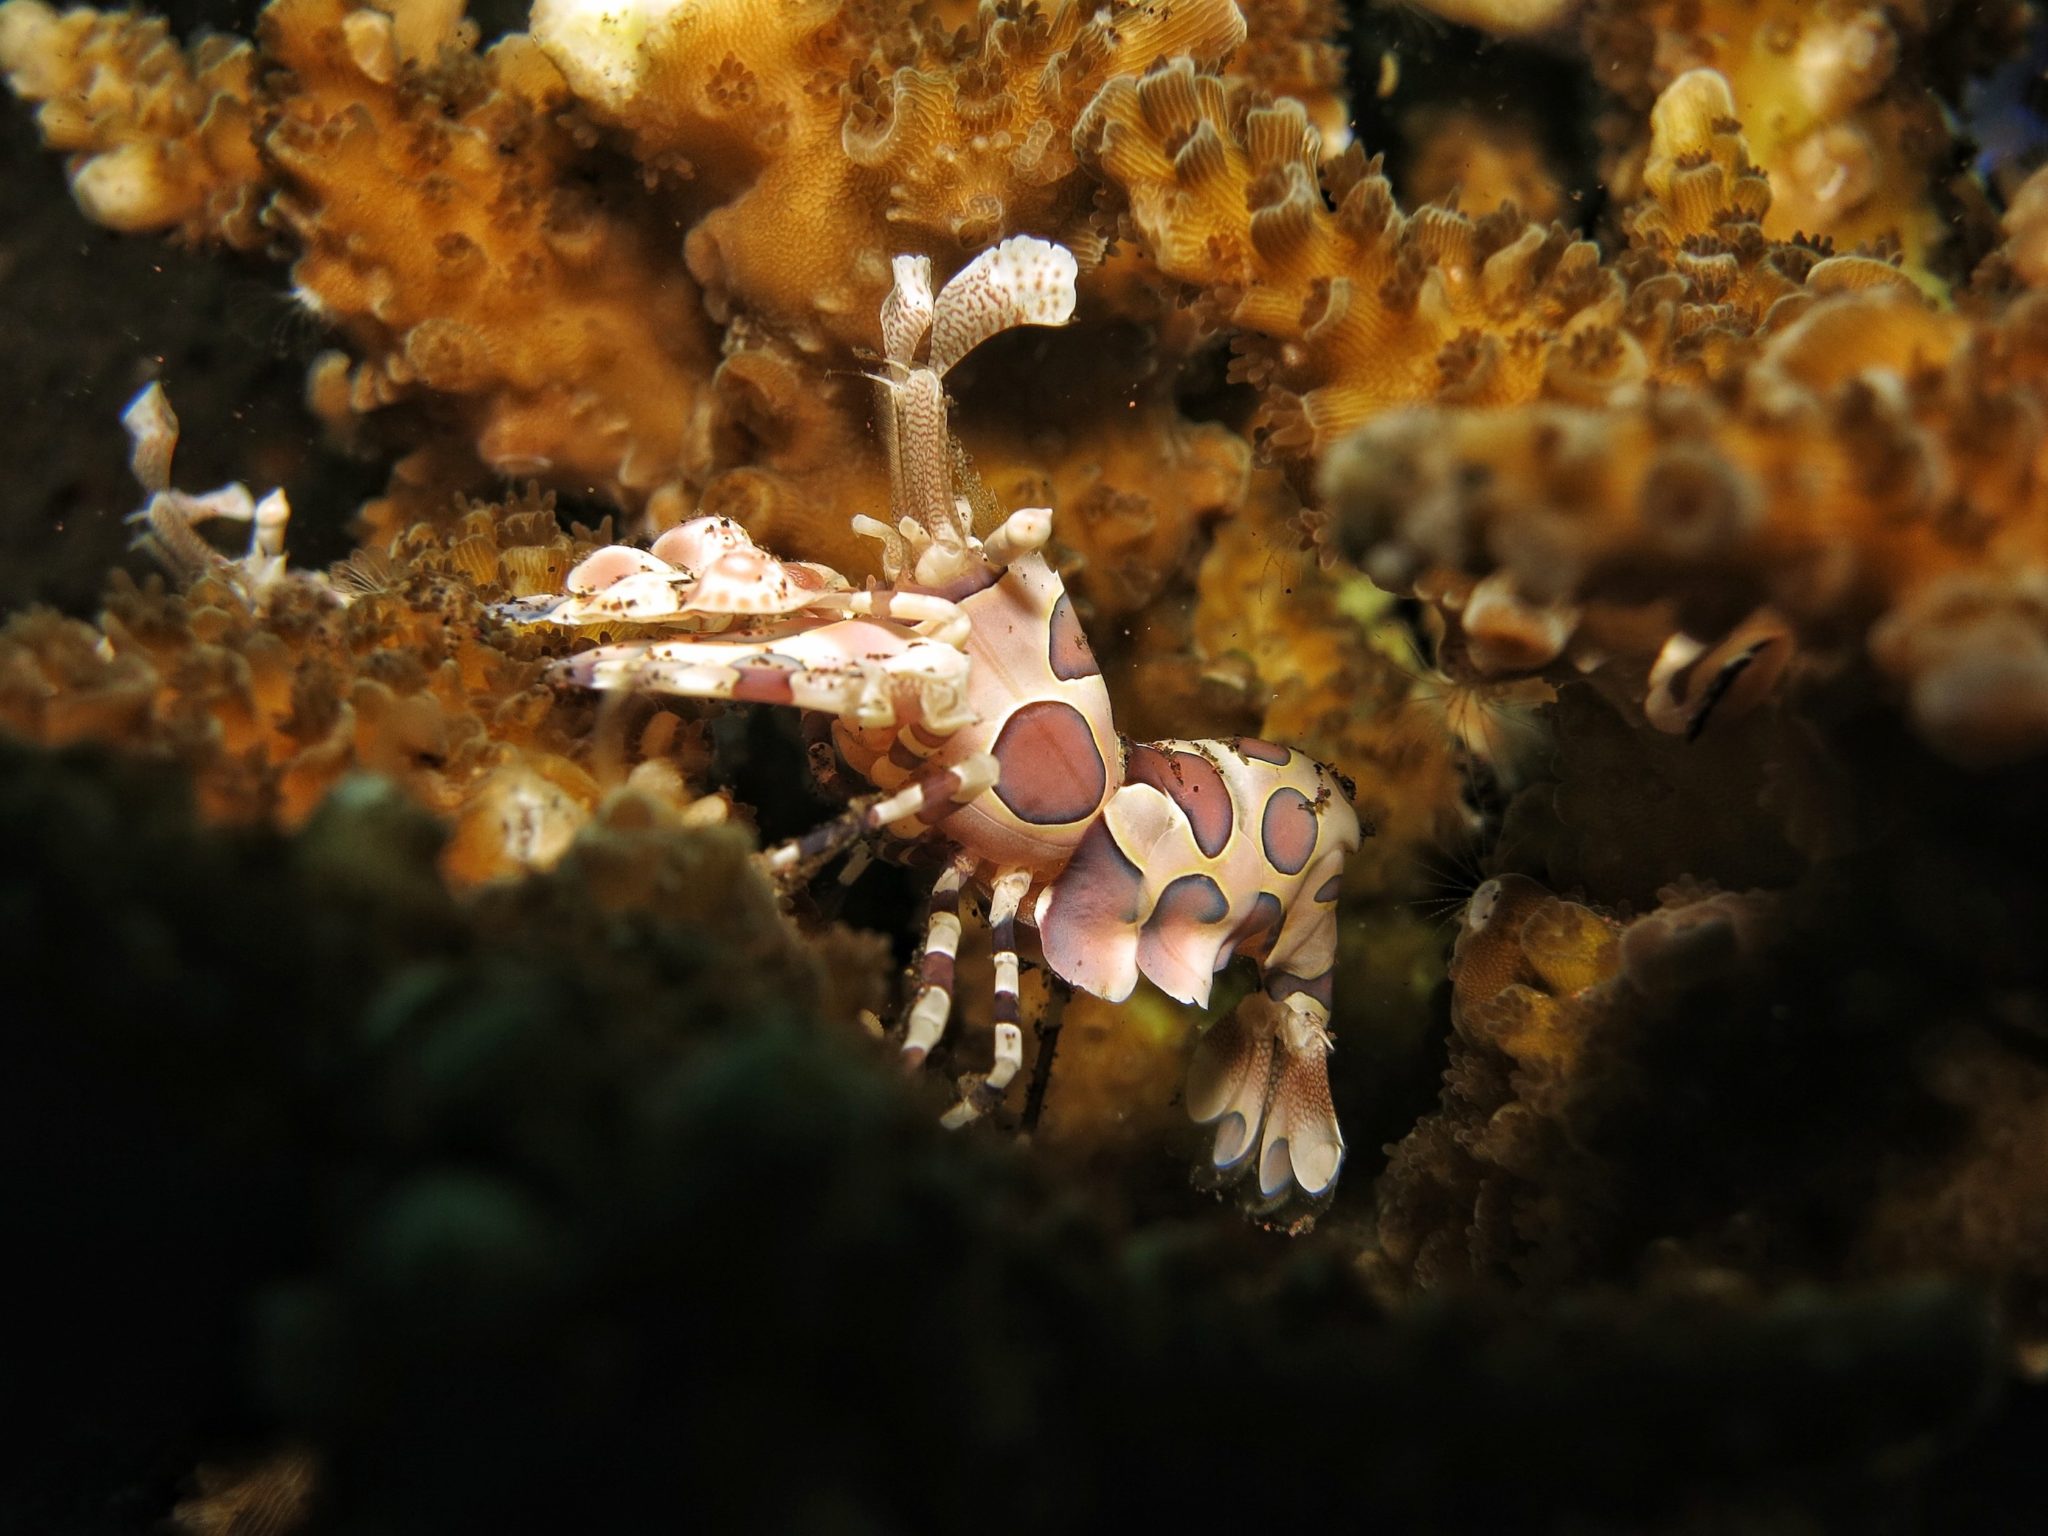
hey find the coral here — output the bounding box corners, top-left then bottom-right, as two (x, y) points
(0, 734), (2012, 1534)
(0, 490), (737, 882)
(1378, 774), (2048, 1350)
(530, 0), (1248, 354)
(1580, 0), (2030, 289)
(0, 0), (264, 242)
(1079, 59), (1623, 455)
(1076, 62), (1886, 461)
(2, 0), (723, 506)
(1233, 0), (1349, 144)
(263, 0), (724, 503)
(1997, 161), (2048, 290)
(1325, 277), (2048, 767)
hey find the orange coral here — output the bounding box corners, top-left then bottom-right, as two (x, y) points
(1324, 280), (2048, 767)
(1081, 61), (1620, 453)
(1234, 0), (1349, 145)
(531, 0), (1248, 356)
(260, 0), (723, 503)
(1079, 64), (1917, 461)
(0, 0), (264, 241)
(1582, 0), (2029, 289)
(0, 493), (727, 884)
(3, 0), (723, 508)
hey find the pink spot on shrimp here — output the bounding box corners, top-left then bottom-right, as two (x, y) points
(991, 700), (1107, 826)
(1224, 891), (1285, 965)
(1047, 592), (1100, 680)
(1266, 967), (1334, 1009)
(1125, 745), (1232, 857)
(1260, 786), (1319, 876)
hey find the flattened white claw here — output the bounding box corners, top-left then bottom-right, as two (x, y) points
(1189, 993), (1345, 1198)
(1186, 1003), (1275, 1173)
(1257, 1133), (1295, 1200)
(1256, 1011), (1345, 1198)
(929, 235), (1079, 377)
(565, 544), (670, 595)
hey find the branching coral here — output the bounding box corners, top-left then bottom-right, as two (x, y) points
(1075, 62), (1897, 461)
(530, 0), (1248, 354)
(1078, 59), (1625, 455)
(1, 0), (725, 507)
(0, 0), (264, 240)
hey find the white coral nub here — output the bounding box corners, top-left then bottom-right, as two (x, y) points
(528, 0), (688, 112)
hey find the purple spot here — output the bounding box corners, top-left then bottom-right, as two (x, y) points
(992, 700), (1107, 826)
(1236, 736), (1292, 766)
(1147, 873), (1230, 932)
(1266, 967), (1334, 1009)
(1224, 891), (1285, 966)
(1126, 744), (1233, 857)
(1260, 786), (1320, 876)
(1314, 873), (1342, 903)
(1047, 592), (1100, 680)
(1136, 872), (1234, 1005)
(1038, 819), (1147, 998)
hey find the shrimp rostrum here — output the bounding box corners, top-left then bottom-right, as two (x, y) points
(506, 237), (1363, 1203)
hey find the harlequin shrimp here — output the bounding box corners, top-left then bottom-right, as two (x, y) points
(505, 237), (1363, 1202)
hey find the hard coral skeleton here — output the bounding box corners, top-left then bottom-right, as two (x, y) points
(506, 237), (1364, 1202)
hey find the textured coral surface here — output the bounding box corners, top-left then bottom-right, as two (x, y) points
(9, 0), (2048, 1527)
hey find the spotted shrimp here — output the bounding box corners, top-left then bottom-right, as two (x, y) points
(505, 237), (1362, 1202)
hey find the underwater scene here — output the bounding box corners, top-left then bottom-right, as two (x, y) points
(5, 0), (2048, 1527)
